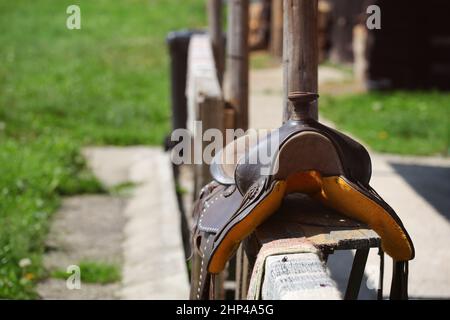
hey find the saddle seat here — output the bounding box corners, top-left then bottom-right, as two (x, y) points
(190, 92), (414, 300)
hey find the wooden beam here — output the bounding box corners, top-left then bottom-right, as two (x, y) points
(270, 0), (284, 58)
(248, 194), (381, 300)
(186, 34), (224, 195)
(234, 245), (246, 299)
(225, 1), (250, 298)
(261, 253), (341, 299)
(225, 0), (250, 131)
(208, 0), (225, 84)
(186, 34), (224, 299)
(282, 0), (290, 122)
(283, 0), (319, 122)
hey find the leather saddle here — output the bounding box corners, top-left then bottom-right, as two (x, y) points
(190, 92), (414, 300)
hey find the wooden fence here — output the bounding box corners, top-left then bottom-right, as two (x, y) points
(184, 0), (380, 300)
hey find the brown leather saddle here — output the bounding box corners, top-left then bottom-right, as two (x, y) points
(190, 92), (414, 300)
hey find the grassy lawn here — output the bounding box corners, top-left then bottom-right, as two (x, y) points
(0, 0), (205, 298)
(321, 92), (450, 156)
(52, 261), (121, 284)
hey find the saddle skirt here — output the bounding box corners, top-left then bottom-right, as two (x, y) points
(190, 92), (414, 300)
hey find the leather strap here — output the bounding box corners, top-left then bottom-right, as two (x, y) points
(189, 181), (221, 300)
(190, 178), (273, 300)
(377, 248), (384, 300)
(389, 260), (409, 300)
(190, 233), (216, 300)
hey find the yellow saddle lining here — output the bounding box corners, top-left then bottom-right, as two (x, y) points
(208, 171), (413, 273)
(209, 181), (286, 273)
(318, 175), (413, 261)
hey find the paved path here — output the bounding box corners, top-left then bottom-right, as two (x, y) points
(368, 155), (450, 299)
(37, 195), (125, 299)
(83, 147), (190, 299)
(249, 66), (450, 299)
(38, 147), (189, 299)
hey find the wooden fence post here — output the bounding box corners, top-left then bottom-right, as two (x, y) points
(225, 0), (250, 131)
(208, 0), (225, 84)
(224, 0), (250, 299)
(283, 0), (319, 122)
(270, 0), (284, 59)
(186, 35), (224, 196)
(186, 34), (225, 299)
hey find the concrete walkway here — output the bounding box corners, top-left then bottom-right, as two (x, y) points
(369, 155), (450, 299)
(37, 195), (126, 299)
(83, 147), (189, 299)
(38, 147), (189, 299)
(249, 66), (450, 299)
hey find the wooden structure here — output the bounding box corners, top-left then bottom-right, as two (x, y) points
(186, 0), (250, 299)
(225, 0), (250, 131)
(268, 0), (331, 62)
(361, 0), (450, 90)
(326, 0), (366, 64)
(186, 34), (224, 196)
(249, 0), (271, 50)
(270, 0), (284, 58)
(182, 0), (383, 300)
(325, 0), (450, 90)
(283, 0), (319, 121)
(244, 194), (382, 300)
(207, 0), (225, 84)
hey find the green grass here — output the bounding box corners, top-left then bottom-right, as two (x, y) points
(108, 182), (136, 196)
(320, 92), (450, 156)
(52, 261), (121, 284)
(0, 0), (206, 298)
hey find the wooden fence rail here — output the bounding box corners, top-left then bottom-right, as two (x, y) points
(186, 34), (225, 196)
